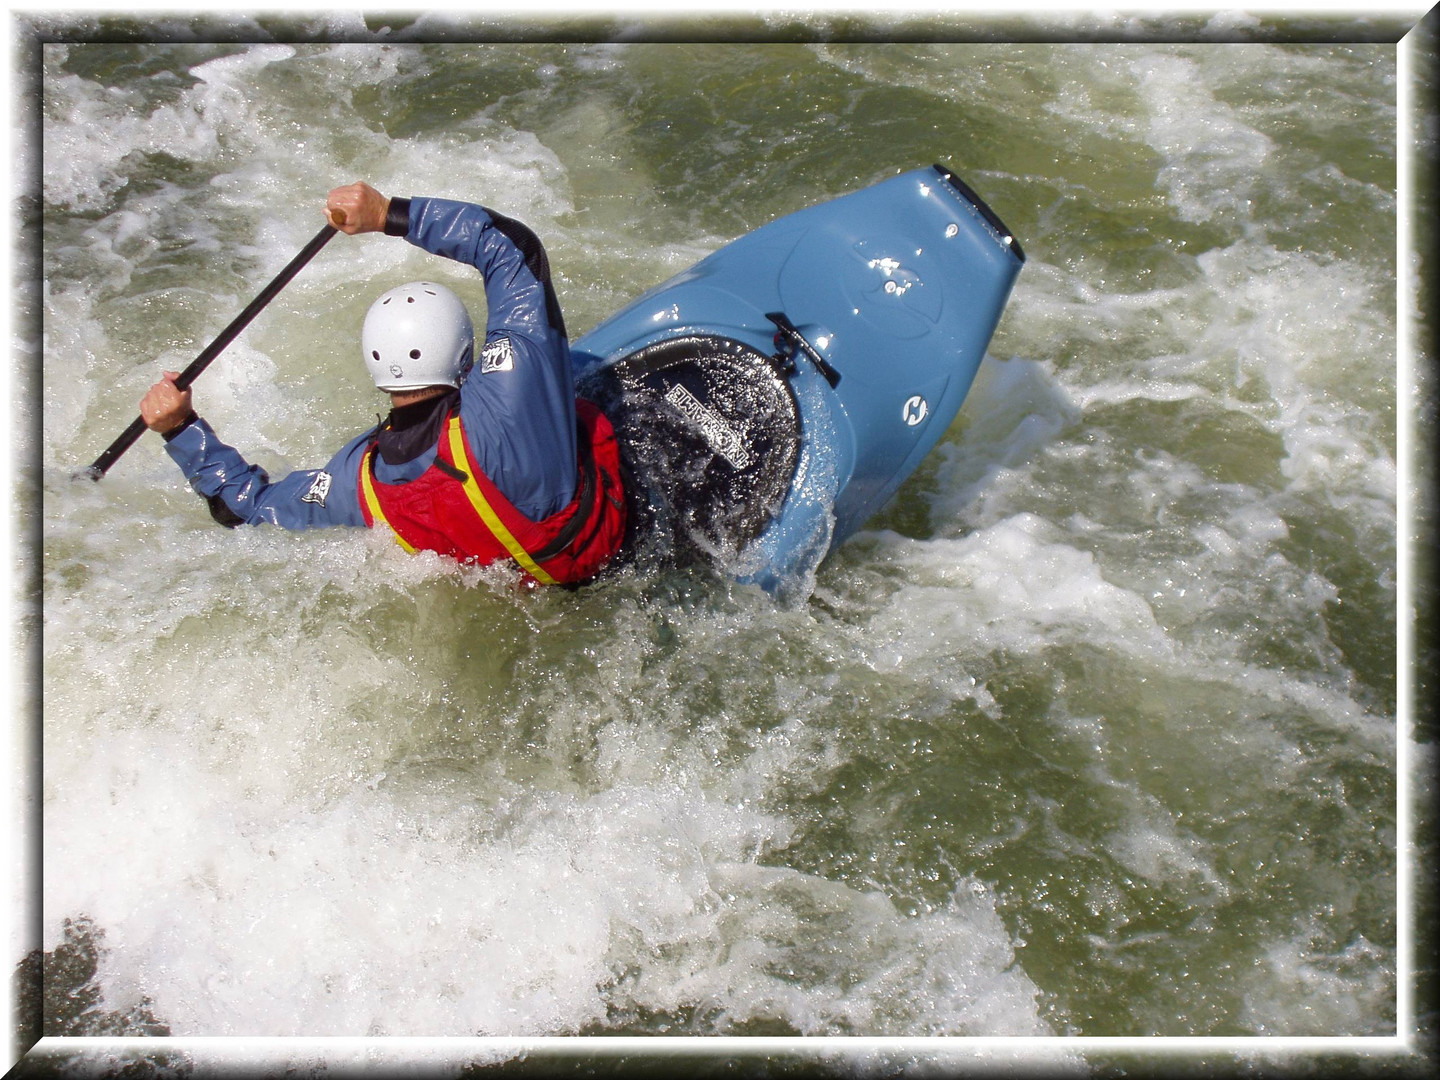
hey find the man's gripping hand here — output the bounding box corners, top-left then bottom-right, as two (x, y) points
(326, 182), (390, 234)
(140, 371), (195, 435)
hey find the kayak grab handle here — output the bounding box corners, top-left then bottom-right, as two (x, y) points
(766, 311), (841, 388)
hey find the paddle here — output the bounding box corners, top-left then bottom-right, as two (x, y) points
(76, 220), (340, 480)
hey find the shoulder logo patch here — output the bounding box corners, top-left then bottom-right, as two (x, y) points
(301, 471), (332, 506)
(480, 336), (516, 374)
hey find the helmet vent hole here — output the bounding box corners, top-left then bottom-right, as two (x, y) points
(371, 350), (380, 361)
(409, 349), (421, 359)
(382, 297), (391, 304)
(407, 296), (415, 303)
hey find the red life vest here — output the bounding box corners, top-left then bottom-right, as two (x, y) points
(357, 399), (627, 586)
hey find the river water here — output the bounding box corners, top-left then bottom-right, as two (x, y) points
(30, 27), (1428, 1078)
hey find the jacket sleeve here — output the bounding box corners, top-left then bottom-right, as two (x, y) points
(162, 416), (369, 529)
(393, 196), (579, 521)
(393, 196), (568, 344)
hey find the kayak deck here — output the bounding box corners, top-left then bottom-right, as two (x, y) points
(574, 164), (1024, 590)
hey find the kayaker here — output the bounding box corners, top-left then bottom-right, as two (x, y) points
(138, 181), (628, 586)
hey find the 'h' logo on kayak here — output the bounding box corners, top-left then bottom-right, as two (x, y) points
(903, 395), (929, 426)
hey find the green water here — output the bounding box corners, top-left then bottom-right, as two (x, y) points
(23, 21), (1433, 1079)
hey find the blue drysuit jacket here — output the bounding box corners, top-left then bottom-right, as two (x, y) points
(162, 197), (578, 527)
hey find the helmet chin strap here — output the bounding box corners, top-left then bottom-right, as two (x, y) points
(388, 385), (452, 408)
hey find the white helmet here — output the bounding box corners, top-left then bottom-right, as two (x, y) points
(361, 281), (474, 391)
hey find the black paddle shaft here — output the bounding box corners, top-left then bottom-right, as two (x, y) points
(79, 222), (339, 480)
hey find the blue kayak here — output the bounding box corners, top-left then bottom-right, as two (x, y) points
(573, 164), (1024, 592)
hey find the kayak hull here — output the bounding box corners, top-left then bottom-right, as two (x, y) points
(573, 164), (1024, 591)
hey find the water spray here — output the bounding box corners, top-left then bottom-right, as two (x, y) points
(75, 221), (339, 481)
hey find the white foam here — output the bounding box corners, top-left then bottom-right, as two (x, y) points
(43, 476), (1048, 1037)
(1089, 765), (1230, 899)
(43, 739), (1048, 1035)
(1130, 50), (1274, 226)
(189, 44), (297, 83)
(927, 356), (1080, 529)
(855, 514), (1175, 672)
(1240, 919), (1396, 1036)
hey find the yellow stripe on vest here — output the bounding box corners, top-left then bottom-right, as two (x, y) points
(359, 448), (417, 554)
(445, 417), (559, 586)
